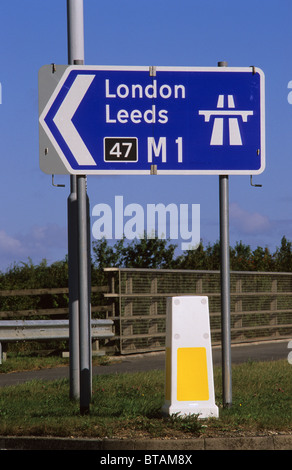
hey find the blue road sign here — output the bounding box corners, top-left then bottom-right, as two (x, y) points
(39, 65), (265, 175)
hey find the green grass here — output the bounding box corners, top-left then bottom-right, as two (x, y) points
(0, 354), (69, 374)
(0, 352), (111, 374)
(0, 359), (291, 439)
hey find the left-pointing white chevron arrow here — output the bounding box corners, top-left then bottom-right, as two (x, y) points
(51, 74), (96, 166)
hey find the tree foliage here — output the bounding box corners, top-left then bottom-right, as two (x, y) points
(92, 235), (178, 271)
(92, 235), (292, 273)
(0, 257), (68, 290)
(0, 258), (70, 314)
(0, 235), (290, 295)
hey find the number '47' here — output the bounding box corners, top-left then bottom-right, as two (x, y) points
(110, 142), (132, 159)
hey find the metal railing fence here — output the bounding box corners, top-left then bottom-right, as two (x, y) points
(103, 268), (292, 354)
(0, 270), (291, 356)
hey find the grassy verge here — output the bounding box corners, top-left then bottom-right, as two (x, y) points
(0, 358), (291, 439)
(0, 353), (111, 374)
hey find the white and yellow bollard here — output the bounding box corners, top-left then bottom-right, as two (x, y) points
(162, 296), (219, 419)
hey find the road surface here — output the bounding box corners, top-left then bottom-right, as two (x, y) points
(0, 339), (290, 387)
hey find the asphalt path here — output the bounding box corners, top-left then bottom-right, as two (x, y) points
(0, 340), (290, 388)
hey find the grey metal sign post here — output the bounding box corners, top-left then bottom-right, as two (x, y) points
(218, 61), (232, 408)
(67, 0), (80, 403)
(67, 0), (91, 414)
(219, 174), (232, 407)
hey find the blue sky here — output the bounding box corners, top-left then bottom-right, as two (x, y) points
(0, 0), (292, 270)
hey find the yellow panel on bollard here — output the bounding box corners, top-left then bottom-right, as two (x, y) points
(162, 296), (219, 419)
